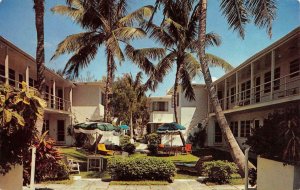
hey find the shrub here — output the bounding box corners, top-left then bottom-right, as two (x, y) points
(187, 123), (207, 149)
(74, 133), (89, 147)
(146, 133), (161, 155)
(249, 168), (257, 186)
(107, 157), (176, 182)
(203, 160), (238, 184)
(123, 143), (136, 154)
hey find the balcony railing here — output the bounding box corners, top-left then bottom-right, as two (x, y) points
(210, 70), (300, 113)
(0, 75), (71, 112)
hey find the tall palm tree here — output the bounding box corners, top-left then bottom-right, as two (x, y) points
(33, 0), (46, 134)
(196, 0), (276, 176)
(141, 1), (233, 124)
(51, 0), (154, 122)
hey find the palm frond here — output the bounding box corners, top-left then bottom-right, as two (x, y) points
(155, 51), (177, 82)
(119, 5), (154, 26)
(245, 0), (277, 37)
(180, 67), (196, 101)
(51, 32), (102, 60)
(205, 32), (222, 47)
(220, 0), (249, 39)
(51, 5), (83, 22)
(63, 43), (99, 79)
(125, 44), (157, 75)
(113, 27), (146, 41)
(133, 72), (143, 90)
(205, 53), (234, 72)
(184, 53), (201, 79)
(106, 34), (124, 62)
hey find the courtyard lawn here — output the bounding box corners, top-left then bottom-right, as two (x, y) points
(58, 147), (88, 161)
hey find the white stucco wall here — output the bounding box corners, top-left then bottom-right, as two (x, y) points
(257, 156), (300, 190)
(0, 165), (23, 190)
(72, 84), (104, 123)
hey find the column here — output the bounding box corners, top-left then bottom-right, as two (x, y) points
(69, 88), (73, 112)
(224, 79), (227, 110)
(250, 63), (254, 104)
(25, 66), (29, 91)
(270, 50), (275, 100)
(52, 80), (56, 109)
(5, 47), (8, 85)
(235, 72), (239, 105)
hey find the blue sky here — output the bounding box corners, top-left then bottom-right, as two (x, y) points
(0, 0), (299, 96)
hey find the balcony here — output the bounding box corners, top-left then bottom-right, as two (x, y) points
(209, 71), (300, 113)
(0, 75), (72, 113)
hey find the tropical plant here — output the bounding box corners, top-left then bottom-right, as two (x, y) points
(246, 107), (300, 164)
(51, 0), (155, 122)
(194, 0), (276, 176)
(0, 83), (46, 175)
(141, 0), (233, 124)
(23, 131), (69, 184)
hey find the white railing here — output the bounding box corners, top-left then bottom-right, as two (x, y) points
(0, 76), (71, 112)
(210, 70), (300, 113)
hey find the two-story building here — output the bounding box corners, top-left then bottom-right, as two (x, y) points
(0, 36), (106, 146)
(147, 27), (300, 150)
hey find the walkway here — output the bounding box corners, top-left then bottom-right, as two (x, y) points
(23, 179), (249, 190)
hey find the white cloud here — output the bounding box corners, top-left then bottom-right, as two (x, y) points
(0, 0), (2, 3)
(212, 77), (218, 82)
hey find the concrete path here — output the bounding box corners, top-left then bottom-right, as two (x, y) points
(23, 179), (248, 190)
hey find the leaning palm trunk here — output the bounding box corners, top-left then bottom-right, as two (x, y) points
(197, 0), (254, 176)
(104, 52), (113, 122)
(34, 0), (45, 135)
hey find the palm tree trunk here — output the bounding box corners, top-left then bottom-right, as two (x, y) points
(104, 51), (113, 122)
(173, 63), (182, 123)
(130, 107), (133, 139)
(197, 0), (254, 176)
(33, 0), (45, 135)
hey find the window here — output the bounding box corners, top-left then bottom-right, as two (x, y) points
(101, 92), (105, 106)
(241, 80), (251, 101)
(273, 67), (280, 91)
(42, 120), (50, 134)
(29, 78), (34, 87)
(290, 59), (300, 78)
(0, 65), (5, 82)
(240, 120), (251, 137)
(152, 101), (168, 111)
(8, 69), (15, 86)
(18, 74), (23, 88)
(230, 87), (235, 103)
(45, 85), (49, 101)
(214, 122), (222, 143)
(254, 120), (260, 128)
(264, 71), (271, 93)
(230, 121), (239, 137)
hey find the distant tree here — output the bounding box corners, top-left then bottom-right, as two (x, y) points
(74, 71), (98, 82)
(111, 72), (150, 138)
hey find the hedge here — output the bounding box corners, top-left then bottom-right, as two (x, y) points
(107, 157), (176, 181)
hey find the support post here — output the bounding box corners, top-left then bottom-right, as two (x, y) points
(250, 63), (254, 104)
(52, 80), (56, 109)
(69, 88), (73, 112)
(245, 147), (250, 190)
(26, 66), (30, 91)
(236, 72), (239, 105)
(5, 47), (9, 85)
(224, 79), (227, 110)
(270, 50), (275, 100)
(30, 147), (36, 190)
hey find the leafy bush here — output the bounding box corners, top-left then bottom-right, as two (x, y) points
(249, 168), (257, 186)
(246, 107), (300, 164)
(107, 157), (176, 182)
(146, 133), (161, 155)
(0, 83), (45, 175)
(188, 123), (207, 149)
(74, 133), (89, 147)
(203, 160), (238, 184)
(123, 143), (136, 154)
(23, 132), (69, 184)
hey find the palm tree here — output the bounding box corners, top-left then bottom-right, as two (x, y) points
(51, 0), (154, 122)
(196, 0), (277, 176)
(141, 1), (233, 125)
(33, 0), (46, 134)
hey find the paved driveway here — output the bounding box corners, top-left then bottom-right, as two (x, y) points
(23, 179), (248, 190)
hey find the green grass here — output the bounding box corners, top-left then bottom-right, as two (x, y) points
(109, 181), (169, 185)
(125, 152), (199, 163)
(40, 178), (74, 185)
(58, 147), (88, 161)
(77, 171), (110, 179)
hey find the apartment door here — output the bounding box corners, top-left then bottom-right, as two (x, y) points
(255, 76), (261, 103)
(214, 122), (222, 143)
(57, 89), (63, 110)
(57, 120), (65, 142)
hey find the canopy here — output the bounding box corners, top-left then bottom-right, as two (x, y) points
(157, 122), (186, 133)
(119, 125), (129, 130)
(74, 122), (115, 134)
